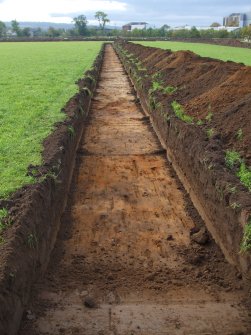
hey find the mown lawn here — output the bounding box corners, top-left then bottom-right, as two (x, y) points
(0, 41), (103, 198)
(136, 41), (251, 66)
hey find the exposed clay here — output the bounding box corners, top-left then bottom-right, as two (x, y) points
(18, 45), (251, 335)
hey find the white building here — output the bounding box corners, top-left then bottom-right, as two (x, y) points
(122, 22), (149, 31)
(172, 25), (237, 32)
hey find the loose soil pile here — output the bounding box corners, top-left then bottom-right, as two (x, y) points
(121, 41), (251, 164)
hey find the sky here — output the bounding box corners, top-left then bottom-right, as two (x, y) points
(0, 0), (251, 27)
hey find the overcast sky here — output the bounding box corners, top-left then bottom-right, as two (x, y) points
(0, 0), (251, 27)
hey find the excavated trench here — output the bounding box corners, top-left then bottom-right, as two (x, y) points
(19, 45), (251, 334)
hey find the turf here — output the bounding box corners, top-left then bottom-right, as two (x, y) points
(136, 41), (251, 66)
(0, 41), (103, 199)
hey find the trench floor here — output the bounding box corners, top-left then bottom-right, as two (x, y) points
(19, 45), (251, 335)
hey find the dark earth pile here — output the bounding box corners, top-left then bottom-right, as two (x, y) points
(121, 41), (251, 164)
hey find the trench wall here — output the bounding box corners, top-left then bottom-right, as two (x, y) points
(0, 44), (106, 335)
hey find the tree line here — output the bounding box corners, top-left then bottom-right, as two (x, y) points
(0, 12), (251, 41)
(0, 12), (110, 38)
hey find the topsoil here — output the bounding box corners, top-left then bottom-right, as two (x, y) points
(17, 44), (251, 335)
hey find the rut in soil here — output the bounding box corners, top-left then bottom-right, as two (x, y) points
(19, 44), (251, 335)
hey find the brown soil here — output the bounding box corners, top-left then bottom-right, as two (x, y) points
(122, 42), (251, 165)
(18, 44), (251, 335)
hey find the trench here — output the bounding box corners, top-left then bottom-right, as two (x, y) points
(19, 44), (251, 334)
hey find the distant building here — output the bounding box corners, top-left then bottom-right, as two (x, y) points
(223, 12), (251, 27)
(172, 25), (237, 32)
(122, 22), (148, 31)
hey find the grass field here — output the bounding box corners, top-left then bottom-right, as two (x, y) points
(136, 41), (251, 66)
(0, 41), (102, 199)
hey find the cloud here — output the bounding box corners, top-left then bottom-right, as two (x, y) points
(114, 0), (251, 26)
(0, 0), (127, 23)
(0, 0), (250, 26)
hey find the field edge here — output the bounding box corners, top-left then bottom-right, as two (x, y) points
(0, 43), (106, 335)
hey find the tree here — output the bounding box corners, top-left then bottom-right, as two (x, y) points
(11, 19), (21, 36)
(95, 11), (110, 31)
(33, 27), (44, 37)
(47, 27), (61, 37)
(216, 29), (229, 38)
(0, 21), (6, 37)
(21, 27), (31, 37)
(161, 24), (170, 31)
(210, 22), (221, 27)
(190, 26), (200, 38)
(241, 26), (251, 41)
(73, 15), (88, 36)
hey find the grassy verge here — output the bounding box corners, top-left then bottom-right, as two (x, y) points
(135, 41), (251, 66)
(0, 41), (103, 199)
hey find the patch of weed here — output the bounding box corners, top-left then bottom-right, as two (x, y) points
(237, 163), (251, 191)
(205, 111), (213, 122)
(236, 128), (243, 141)
(196, 119), (204, 126)
(241, 219), (251, 252)
(206, 128), (215, 138)
(230, 202), (241, 210)
(225, 151), (251, 191)
(225, 150), (242, 169)
(67, 125), (75, 138)
(171, 101), (194, 124)
(0, 208), (11, 234)
(163, 86), (177, 94)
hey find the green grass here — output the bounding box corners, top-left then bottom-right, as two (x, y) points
(237, 163), (251, 191)
(225, 150), (242, 169)
(136, 41), (251, 66)
(0, 41), (102, 199)
(225, 150), (251, 191)
(171, 101), (194, 124)
(241, 220), (251, 252)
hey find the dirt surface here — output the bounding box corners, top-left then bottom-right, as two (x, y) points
(18, 44), (251, 335)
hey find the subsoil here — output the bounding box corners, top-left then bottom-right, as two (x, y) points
(18, 44), (251, 335)
(121, 42), (251, 164)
